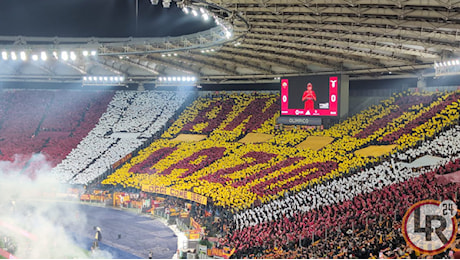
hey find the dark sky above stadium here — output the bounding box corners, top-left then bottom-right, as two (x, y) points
(0, 0), (215, 38)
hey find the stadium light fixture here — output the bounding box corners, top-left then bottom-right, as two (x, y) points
(157, 75), (197, 83)
(200, 48), (215, 54)
(70, 51), (77, 61)
(20, 51), (27, 61)
(0, 48), (95, 63)
(82, 75), (125, 85)
(155, 76), (198, 87)
(40, 51), (47, 61)
(61, 51), (69, 61)
(225, 30), (232, 39)
(434, 58), (460, 77)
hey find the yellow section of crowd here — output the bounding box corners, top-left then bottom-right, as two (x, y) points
(102, 90), (460, 211)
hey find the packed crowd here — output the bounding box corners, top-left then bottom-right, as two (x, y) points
(105, 89), (460, 258)
(244, 171), (460, 259)
(125, 125), (460, 258)
(0, 90), (113, 165)
(224, 125), (460, 257)
(353, 93), (436, 139)
(397, 125), (460, 162)
(52, 91), (191, 185)
(232, 125), (460, 230)
(379, 92), (459, 144)
(102, 90), (460, 213)
(162, 92), (279, 140)
(2, 88), (460, 258)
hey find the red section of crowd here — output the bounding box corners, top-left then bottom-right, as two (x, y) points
(438, 158), (460, 175)
(0, 90), (114, 166)
(227, 169), (460, 257)
(0, 91), (53, 165)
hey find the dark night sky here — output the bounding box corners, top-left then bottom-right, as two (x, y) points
(0, 0), (215, 38)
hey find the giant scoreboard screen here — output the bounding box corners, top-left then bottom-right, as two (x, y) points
(280, 75), (340, 117)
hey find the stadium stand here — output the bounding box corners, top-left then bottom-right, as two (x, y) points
(1, 88), (460, 259)
(0, 90), (113, 166)
(100, 89), (460, 258)
(103, 91), (459, 204)
(51, 90), (192, 184)
(228, 126), (460, 258)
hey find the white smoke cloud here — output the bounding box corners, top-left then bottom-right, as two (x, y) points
(0, 153), (112, 258)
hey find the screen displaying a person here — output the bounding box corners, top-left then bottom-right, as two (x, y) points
(302, 82), (316, 111)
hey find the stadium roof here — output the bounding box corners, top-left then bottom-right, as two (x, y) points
(0, 0), (459, 86)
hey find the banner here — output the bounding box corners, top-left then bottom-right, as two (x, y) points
(142, 185), (207, 205)
(80, 194), (90, 201)
(208, 247), (235, 259)
(131, 200), (143, 209)
(112, 192), (131, 206)
(80, 194), (106, 202)
(190, 217), (203, 232)
(169, 208), (180, 216)
(188, 233), (200, 240)
(112, 153), (132, 170)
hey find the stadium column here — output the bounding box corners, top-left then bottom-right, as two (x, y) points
(417, 76), (426, 91)
(137, 83), (145, 91)
(340, 74), (349, 118)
